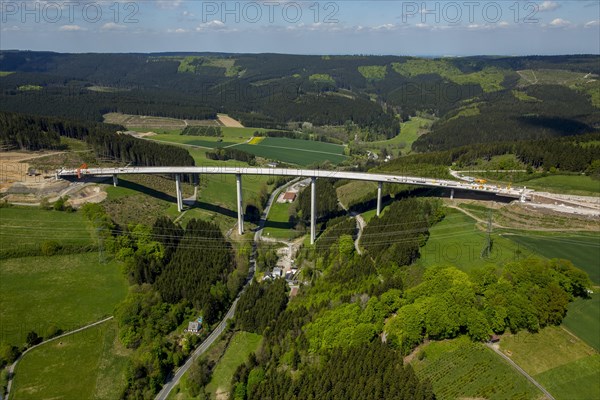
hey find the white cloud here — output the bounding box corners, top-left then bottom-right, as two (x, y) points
(167, 28), (187, 33)
(538, 1), (561, 12)
(195, 20), (227, 32)
(155, 0), (182, 9)
(549, 18), (571, 27)
(59, 25), (85, 32)
(101, 22), (127, 31)
(584, 20), (599, 28)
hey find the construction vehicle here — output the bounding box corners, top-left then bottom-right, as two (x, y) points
(76, 163), (88, 179)
(474, 179), (487, 184)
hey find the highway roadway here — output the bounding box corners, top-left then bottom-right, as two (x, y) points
(57, 166), (532, 200)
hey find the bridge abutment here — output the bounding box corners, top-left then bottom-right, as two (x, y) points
(112, 174), (118, 187)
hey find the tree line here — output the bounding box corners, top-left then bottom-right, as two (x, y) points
(0, 111), (195, 167)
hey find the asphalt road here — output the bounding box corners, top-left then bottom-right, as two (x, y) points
(155, 179), (294, 400)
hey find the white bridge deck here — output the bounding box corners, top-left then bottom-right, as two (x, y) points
(58, 166), (531, 244)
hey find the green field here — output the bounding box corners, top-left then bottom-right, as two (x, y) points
(411, 337), (541, 399)
(358, 65), (387, 80)
(535, 355), (600, 400)
(499, 327), (599, 400)
(563, 293), (600, 351)
(368, 116), (433, 155)
(418, 209), (534, 272)
(521, 174), (600, 195)
(505, 234), (600, 284)
(336, 181), (378, 209)
(392, 60), (506, 92)
(11, 320), (131, 400)
(0, 71), (15, 77)
(263, 201), (299, 240)
(0, 253), (128, 345)
(234, 137), (348, 166)
(0, 208), (94, 254)
(205, 331), (262, 398)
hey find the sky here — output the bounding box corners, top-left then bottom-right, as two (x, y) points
(0, 0), (599, 55)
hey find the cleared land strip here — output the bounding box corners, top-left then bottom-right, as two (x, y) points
(5, 316), (114, 399)
(486, 343), (555, 400)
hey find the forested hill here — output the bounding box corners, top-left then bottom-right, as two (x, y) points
(0, 51), (598, 146)
(0, 111), (195, 166)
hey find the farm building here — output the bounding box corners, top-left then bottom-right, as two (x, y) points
(282, 192), (297, 203)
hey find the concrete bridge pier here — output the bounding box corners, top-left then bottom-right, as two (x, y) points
(450, 189), (455, 200)
(112, 174), (119, 187)
(175, 174), (183, 212)
(236, 174), (244, 235)
(520, 187), (527, 203)
(310, 177), (317, 245)
(377, 182), (383, 216)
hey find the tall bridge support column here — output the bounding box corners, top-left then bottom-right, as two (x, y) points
(112, 174), (118, 187)
(450, 189), (455, 200)
(236, 174), (244, 235)
(520, 187), (527, 203)
(175, 174), (183, 212)
(377, 182), (383, 217)
(310, 177), (317, 245)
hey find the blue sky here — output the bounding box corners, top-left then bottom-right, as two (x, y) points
(1, 1), (598, 55)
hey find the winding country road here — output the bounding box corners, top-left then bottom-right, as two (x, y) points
(154, 179), (294, 400)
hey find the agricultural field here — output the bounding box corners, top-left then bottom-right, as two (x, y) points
(562, 293), (600, 351)
(10, 320), (131, 400)
(103, 113), (219, 129)
(499, 326), (599, 400)
(0, 253), (127, 346)
(0, 207), (94, 255)
(418, 208), (534, 272)
(520, 174), (600, 196)
(505, 234), (600, 284)
(205, 332), (262, 398)
(234, 137), (348, 166)
(411, 337), (542, 400)
(263, 201), (299, 240)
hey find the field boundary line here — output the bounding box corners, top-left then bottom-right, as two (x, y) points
(486, 343), (556, 400)
(5, 316), (114, 399)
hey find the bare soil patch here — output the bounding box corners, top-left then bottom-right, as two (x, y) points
(217, 113), (244, 128)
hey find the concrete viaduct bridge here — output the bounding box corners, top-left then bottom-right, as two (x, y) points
(57, 167), (532, 244)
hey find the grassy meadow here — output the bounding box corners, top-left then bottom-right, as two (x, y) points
(10, 320), (131, 400)
(0, 253), (127, 346)
(562, 293), (600, 351)
(499, 326), (599, 400)
(205, 332), (262, 398)
(418, 209), (535, 272)
(0, 207), (94, 254)
(505, 233), (600, 284)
